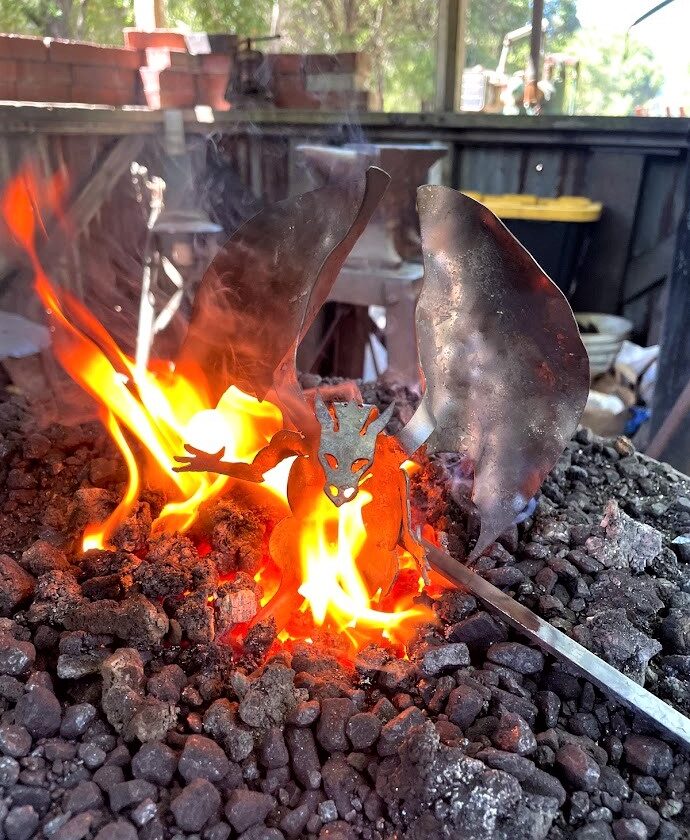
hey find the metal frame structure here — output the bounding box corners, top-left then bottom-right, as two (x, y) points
(435, 0), (469, 112)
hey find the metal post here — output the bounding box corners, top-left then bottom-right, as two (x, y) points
(435, 0), (469, 112)
(134, 0), (167, 29)
(524, 0), (544, 110)
(648, 145), (690, 473)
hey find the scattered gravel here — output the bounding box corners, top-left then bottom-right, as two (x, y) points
(0, 388), (685, 838)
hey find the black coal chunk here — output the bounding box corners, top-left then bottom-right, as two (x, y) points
(0, 555), (35, 616)
(623, 735), (674, 778)
(15, 686), (61, 737)
(179, 733), (230, 782)
(555, 743), (601, 791)
(131, 741), (178, 786)
(171, 778), (222, 832)
(225, 789), (275, 833)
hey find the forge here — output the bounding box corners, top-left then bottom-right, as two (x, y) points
(0, 163), (687, 840)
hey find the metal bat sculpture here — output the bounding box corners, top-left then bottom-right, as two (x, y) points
(174, 166), (589, 589)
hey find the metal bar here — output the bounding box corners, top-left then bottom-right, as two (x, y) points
(423, 539), (690, 750)
(1, 104), (689, 147)
(525, 0), (545, 109)
(629, 0), (677, 30)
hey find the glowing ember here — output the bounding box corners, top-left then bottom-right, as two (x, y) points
(1, 167), (431, 654)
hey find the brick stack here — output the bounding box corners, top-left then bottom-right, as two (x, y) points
(267, 54), (320, 109)
(0, 34), (141, 105)
(0, 31), (370, 112)
(124, 30), (233, 110)
(304, 53), (371, 111)
(267, 52), (370, 110)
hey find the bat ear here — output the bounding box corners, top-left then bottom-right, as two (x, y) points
(314, 392), (334, 430)
(367, 401), (394, 436)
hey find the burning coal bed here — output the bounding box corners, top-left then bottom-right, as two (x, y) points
(2, 167), (690, 840)
(0, 380), (686, 840)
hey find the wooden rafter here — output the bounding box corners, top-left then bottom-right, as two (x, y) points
(58, 133), (147, 239)
(435, 0), (469, 112)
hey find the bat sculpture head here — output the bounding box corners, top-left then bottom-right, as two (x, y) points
(314, 398), (394, 506)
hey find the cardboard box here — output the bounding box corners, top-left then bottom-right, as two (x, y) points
(581, 364), (637, 437)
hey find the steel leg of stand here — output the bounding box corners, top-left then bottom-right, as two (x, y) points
(384, 281), (421, 385)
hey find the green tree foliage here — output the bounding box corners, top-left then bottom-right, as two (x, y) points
(573, 31), (664, 116)
(0, 0), (270, 42)
(0, 0), (664, 116)
(167, 0), (272, 38)
(465, 0), (578, 71)
(0, 0), (133, 41)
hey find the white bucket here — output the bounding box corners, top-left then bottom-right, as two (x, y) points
(576, 312), (633, 378)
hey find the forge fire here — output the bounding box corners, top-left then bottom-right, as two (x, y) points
(2, 157), (588, 667)
(3, 168), (434, 661)
(0, 161), (687, 840)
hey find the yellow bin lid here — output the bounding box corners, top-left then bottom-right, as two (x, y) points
(462, 192), (602, 222)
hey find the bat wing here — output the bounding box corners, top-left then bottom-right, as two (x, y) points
(176, 167), (390, 417)
(398, 186), (589, 558)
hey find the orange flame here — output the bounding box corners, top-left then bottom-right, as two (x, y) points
(297, 486), (426, 648)
(1, 166), (429, 653)
(1, 168), (286, 548)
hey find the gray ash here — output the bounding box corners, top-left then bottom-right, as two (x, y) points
(0, 389), (686, 839)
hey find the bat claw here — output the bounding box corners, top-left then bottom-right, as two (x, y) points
(172, 445), (226, 474)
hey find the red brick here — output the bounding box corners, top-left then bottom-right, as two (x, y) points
(124, 29), (187, 52)
(0, 59), (18, 83)
(140, 67), (196, 94)
(0, 80), (17, 100)
(196, 73), (229, 109)
(318, 89), (370, 111)
(15, 81), (71, 102)
(71, 85), (134, 105)
(271, 73), (305, 90)
(303, 52), (366, 74)
(49, 40), (141, 68)
(267, 54), (303, 75)
(272, 76), (319, 109)
(140, 66), (196, 108)
(145, 47), (198, 71)
(306, 72), (356, 93)
(199, 53), (233, 75)
(17, 60), (71, 86)
(71, 64), (137, 90)
(0, 35), (48, 62)
(143, 88), (197, 108)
